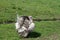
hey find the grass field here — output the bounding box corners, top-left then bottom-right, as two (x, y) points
(0, 0), (60, 40)
(0, 21), (60, 40)
(0, 0), (60, 23)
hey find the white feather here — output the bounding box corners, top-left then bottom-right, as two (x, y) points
(28, 23), (35, 31)
(15, 22), (20, 30)
(18, 26), (27, 33)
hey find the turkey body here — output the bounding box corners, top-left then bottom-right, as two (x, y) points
(15, 16), (35, 37)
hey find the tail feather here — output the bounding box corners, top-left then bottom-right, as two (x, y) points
(16, 11), (19, 22)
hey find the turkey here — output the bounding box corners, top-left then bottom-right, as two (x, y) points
(15, 15), (35, 37)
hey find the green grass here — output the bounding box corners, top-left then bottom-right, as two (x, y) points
(0, 21), (60, 40)
(0, 0), (60, 23)
(0, 23), (19, 40)
(0, 0), (60, 40)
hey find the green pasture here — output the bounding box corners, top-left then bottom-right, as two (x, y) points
(0, 0), (60, 40)
(0, 21), (60, 40)
(0, 0), (60, 23)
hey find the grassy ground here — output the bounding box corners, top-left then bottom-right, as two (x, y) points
(0, 21), (60, 40)
(0, 0), (60, 23)
(0, 0), (60, 40)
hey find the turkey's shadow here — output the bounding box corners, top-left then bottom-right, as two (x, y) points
(27, 32), (41, 38)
